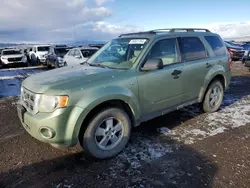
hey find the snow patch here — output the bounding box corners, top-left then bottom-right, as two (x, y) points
(157, 95), (250, 145)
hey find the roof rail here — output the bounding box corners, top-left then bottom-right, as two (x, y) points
(119, 28), (210, 37)
(152, 28), (210, 33)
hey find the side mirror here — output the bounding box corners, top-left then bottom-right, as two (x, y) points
(141, 58), (163, 71)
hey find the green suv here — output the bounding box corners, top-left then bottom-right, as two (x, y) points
(17, 28), (231, 159)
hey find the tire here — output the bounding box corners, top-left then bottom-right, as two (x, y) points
(64, 62), (68, 66)
(37, 57), (40, 65)
(47, 60), (52, 69)
(202, 80), (224, 113)
(55, 61), (59, 68)
(81, 108), (131, 159)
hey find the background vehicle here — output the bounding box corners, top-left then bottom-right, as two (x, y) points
(241, 42), (250, 63)
(0, 49), (27, 68)
(89, 44), (105, 49)
(225, 41), (244, 61)
(46, 45), (72, 68)
(29, 45), (50, 65)
(18, 28), (231, 159)
(63, 46), (98, 66)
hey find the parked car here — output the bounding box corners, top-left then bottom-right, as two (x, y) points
(63, 46), (98, 66)
(88, 44), (105, 49)
(46, 45), (72, 68)
(29, 45), (50, 65)
(224, 41), (245, 61)
(241, 42), (250, 63)
(0, 49), (27, 68)
(17, 28), (231, 159)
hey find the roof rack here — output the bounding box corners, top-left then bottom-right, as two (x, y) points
(119, 28), (210, 37)
(152, 28), (210, 33)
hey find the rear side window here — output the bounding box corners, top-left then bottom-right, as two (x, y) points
(180, 37), (207, 61)
(204, 36), (226, 56)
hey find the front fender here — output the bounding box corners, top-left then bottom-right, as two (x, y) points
(198, 65), (227, 102)
(72, 86), (141, 139)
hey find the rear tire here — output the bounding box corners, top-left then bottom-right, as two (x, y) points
(202, 80), (224, 113)
(80, 108), (131, 159)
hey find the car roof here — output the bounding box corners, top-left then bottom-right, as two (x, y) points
(118, 28), (220, 40)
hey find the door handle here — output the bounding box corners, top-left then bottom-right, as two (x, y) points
(206, 63), (212, 68)
(171, 70), (182, 76)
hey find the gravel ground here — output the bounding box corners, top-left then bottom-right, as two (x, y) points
(0, 62), (250, 188)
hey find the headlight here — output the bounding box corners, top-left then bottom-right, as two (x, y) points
(57, 57), (64, 63)
(1, 56), (7, 59)
(38, 95), (68, 113)
(39, 54), (44, 58)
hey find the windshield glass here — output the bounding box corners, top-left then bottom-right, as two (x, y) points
(2, 50), (22, 55)
(37, 46), (49, 51)
(81, 49), (97, 58)
(55, 48), (68, 55)
(87, 38), (149, 69)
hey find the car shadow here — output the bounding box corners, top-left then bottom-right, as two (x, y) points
(0, 136), (218, 188)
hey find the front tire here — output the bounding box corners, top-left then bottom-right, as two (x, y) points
(202, 80), (224, 113)
(81, 108), (131, 159)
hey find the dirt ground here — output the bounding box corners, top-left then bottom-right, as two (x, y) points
(0, 62), (250, 188)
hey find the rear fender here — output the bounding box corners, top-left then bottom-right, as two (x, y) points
(198, 65), (227, 102)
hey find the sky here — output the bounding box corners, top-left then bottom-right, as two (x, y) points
(0, 0), (250, 43)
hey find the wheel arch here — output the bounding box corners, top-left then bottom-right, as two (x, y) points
(198, 73), (226, 102)
(78, 99), (136, 141)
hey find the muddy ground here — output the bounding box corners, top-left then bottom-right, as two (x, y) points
(0, 62), (250, 188)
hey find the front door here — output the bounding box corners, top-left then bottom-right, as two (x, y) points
(138, 38), (185, 115)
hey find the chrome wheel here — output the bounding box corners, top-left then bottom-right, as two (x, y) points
(95, 117), (124, 150)
(209, 85), (222, 108)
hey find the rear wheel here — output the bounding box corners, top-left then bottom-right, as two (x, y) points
(202, 80), (224, 113)
(80, 108), (131, 159)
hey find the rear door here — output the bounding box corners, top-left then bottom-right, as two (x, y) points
(179, 36), (212, 102)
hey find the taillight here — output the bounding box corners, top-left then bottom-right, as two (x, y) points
(228, 56), (232, 70)
(228, 48), (234, 57)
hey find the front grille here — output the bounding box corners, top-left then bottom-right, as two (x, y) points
(21, 87), (39, 114)
(8, 57), (22, 62)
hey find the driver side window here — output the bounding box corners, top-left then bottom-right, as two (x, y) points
(147, 38), (180, 66)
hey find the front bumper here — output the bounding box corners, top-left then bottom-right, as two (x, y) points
(17, 102), (85, 148)
(39, 58), (46, 63)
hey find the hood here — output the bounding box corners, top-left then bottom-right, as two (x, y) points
(226, 44), (243, 50)
(22, 65), (121, 94)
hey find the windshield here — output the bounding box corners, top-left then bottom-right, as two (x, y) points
(2, 50), (22, 55)
(38, 46), (49, 51)
(81, 49), (97, 58)
(87, 38), (149, 69)
(55, 48), (68, 55)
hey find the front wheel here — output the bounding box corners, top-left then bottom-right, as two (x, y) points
(202, 80), (224, 113)
(80, 108), (131, 159)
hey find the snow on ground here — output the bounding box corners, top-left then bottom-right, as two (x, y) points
(0, 67), (46, 98)
(115, 78), (250, 168)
